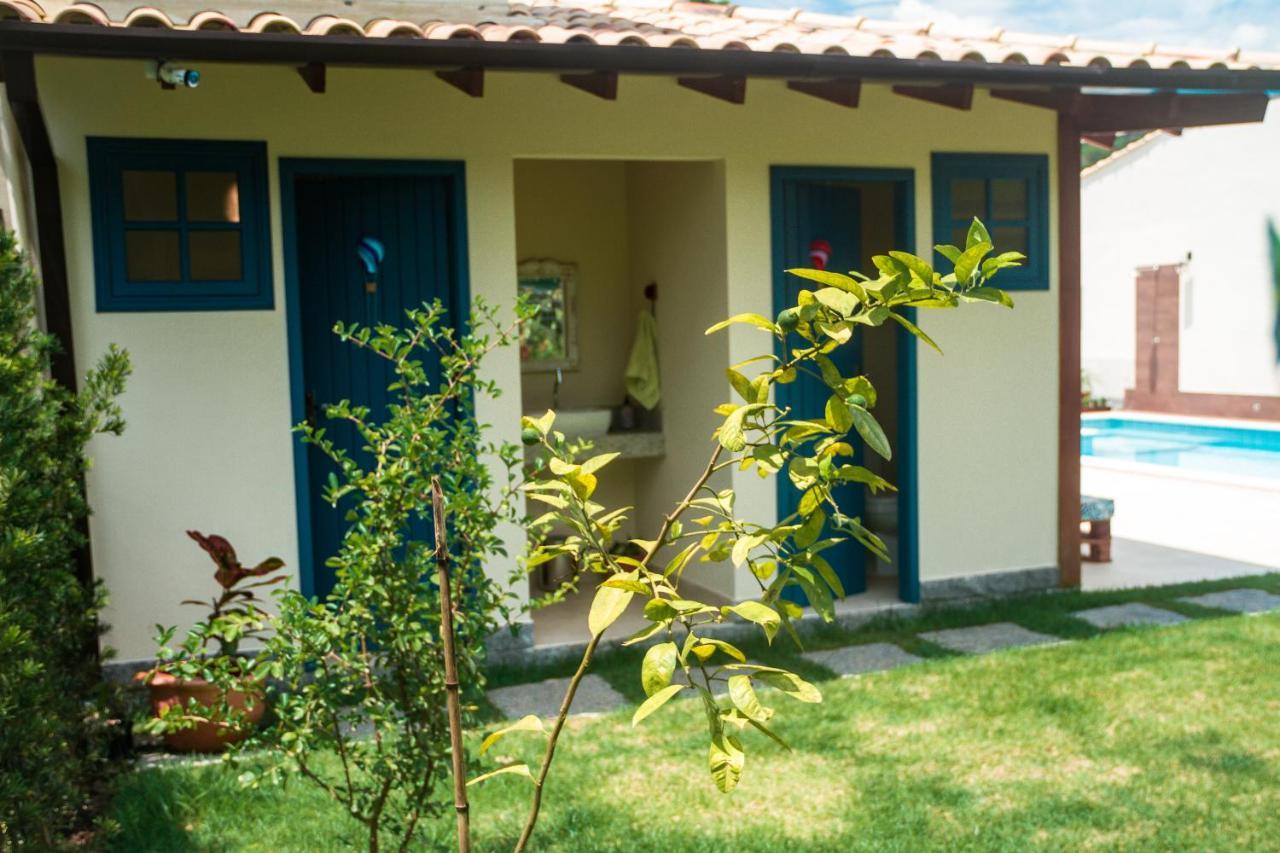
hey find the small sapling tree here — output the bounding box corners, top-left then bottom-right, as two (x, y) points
(242, 299), (529, 852)
(474, 221), (1020, 851)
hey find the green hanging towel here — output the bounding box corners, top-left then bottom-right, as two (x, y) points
(624, 310), (661, 410)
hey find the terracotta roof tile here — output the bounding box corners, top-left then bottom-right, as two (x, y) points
(4, 0), (1278, 70)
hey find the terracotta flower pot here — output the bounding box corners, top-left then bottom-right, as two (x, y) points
(138, 671), (266, 753)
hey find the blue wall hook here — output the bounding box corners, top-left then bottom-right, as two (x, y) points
(356, 237), (385, 293)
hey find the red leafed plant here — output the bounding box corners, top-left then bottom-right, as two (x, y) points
(182, 530), (286, 658)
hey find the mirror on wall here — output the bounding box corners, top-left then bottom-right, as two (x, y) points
(518, 258), (578, 372)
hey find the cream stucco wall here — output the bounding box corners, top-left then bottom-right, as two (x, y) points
(1082, 108), (1280, 402)
(34, 57), (1060, 660)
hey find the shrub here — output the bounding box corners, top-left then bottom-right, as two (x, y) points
(239, 299), (526, 852)
(0, 231), (130, 846)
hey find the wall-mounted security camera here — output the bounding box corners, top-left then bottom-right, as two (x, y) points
(146, 60), (200, 89)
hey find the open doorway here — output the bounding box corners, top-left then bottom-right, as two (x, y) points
(769, 167), (919, 604)
(514, 159), (732, 646)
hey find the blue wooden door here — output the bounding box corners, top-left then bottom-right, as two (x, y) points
(775, 180), (867, 601)
(294, 173), (461, 600)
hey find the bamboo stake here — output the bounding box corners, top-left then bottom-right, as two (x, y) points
(432, 477), (471, 853)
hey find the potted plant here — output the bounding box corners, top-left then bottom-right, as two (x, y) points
(137, 531), (286, 752)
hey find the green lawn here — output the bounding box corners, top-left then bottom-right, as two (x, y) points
(107, 578), (1280, 851)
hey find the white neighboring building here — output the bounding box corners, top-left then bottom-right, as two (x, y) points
(1081, 110), (1280, 404)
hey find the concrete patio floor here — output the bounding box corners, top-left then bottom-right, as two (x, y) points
(1082, 537), (1275, 591)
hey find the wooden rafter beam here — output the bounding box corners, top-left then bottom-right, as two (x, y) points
(677, 74), (745, 104)
(1081, 132), (1116, 150)
(786, 77), (860, 108)
(560, 70), (617, 100)
(1078, 92), (1268, 132)
(296, 61), (325, 93)
(892, 82), (973, 110)
(991, 89), (1270, 133)
(436, 66), (483, 97)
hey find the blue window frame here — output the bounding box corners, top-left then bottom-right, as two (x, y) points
(931, 153), (1049, 291)
(88, 138), (272, 311)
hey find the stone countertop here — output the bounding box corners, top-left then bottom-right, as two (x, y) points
(524, 430), (665, 461)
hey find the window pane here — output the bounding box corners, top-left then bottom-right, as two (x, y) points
(186, 172), (241, 223)
(189, 230), (242, 281)
(950, 224), (969, 248)
(992, 178), (1028, 220)
(125, 230), (181, 281)
(950, 178), (985, 221)
(992, 225), (1028, 258)
(122, 171), (177, 221)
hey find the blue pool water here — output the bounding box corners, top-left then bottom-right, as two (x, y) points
(1081, 417), (1280, 481)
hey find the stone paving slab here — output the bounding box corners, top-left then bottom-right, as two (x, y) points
(919, 622), (1059, 655)
(487, 674), (626, 719)
(1073, 602), (1188, 629)
(1178, 588), (1280, 614)
(801, 643), (922, 677)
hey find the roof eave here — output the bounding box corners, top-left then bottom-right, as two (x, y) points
(2, 23), (1280, 92)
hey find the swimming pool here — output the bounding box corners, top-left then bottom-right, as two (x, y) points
(1081, 415), (1280, 481)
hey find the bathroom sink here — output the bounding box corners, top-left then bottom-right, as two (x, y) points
(543, 408), (612, 438)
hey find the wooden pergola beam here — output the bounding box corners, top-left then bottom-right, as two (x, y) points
(892, 82), (973, 110)
(677, 74), (746, 104)
(296, 61), (325, 93)
(560, 70), (617, 100)
(1081, 132), (1116, 150)
(991, 89), (1270, 133)
(436, 66), (483, 97)
(787, 77), (861, 108)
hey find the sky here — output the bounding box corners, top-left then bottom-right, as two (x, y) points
(755, 0), (1280, 53)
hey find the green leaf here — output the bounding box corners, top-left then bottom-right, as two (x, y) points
(966, 218), (991, 250)
(754, 669), (822, 703)
(810, 554), (845, 599)
(813, 287), (860, 317)
(934, 244), (963, 264)
(468, 764), (533, 787)
(850, 405), (891, 461)
(980, 252), (1025, 279)
(728, 675), (773, 724)
(708, 733), (745, 793)
(814, 353), (844, 390)
(962, 287), (1015, 308)
(479, 715), (544, 755)
(705, 313), (779, 336)
(825, 395), (854, 434)
(785, 268), (867, 302)
(601, 577), (649, 593)
(521, 409), (556, 436)
(718, 403), (766, 452)
(889, 311), (941, 354)
(703, 637), (748, 662)
(641, 642), (678, 697)
(794, 507), (825, 549)
(954, 241), (993, 284)
(580, 451), (621, 475)
(588, 570), (637, 636)
(632, 684), (685, 727)
(731, 532), (767, 568)
(888, 251), (933, 283)
(727, 600), (780, 644)
(621, 621), (665, 646)
(836, 464), (895, 493)
(564, 470), (598, 501)
(726, 368), (754, 403)
(547, 456), (578, 476)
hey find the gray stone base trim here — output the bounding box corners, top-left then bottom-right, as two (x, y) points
(921, 566), (1059, 603)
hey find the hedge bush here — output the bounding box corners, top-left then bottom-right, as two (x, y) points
(0, 231), (129, 847)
